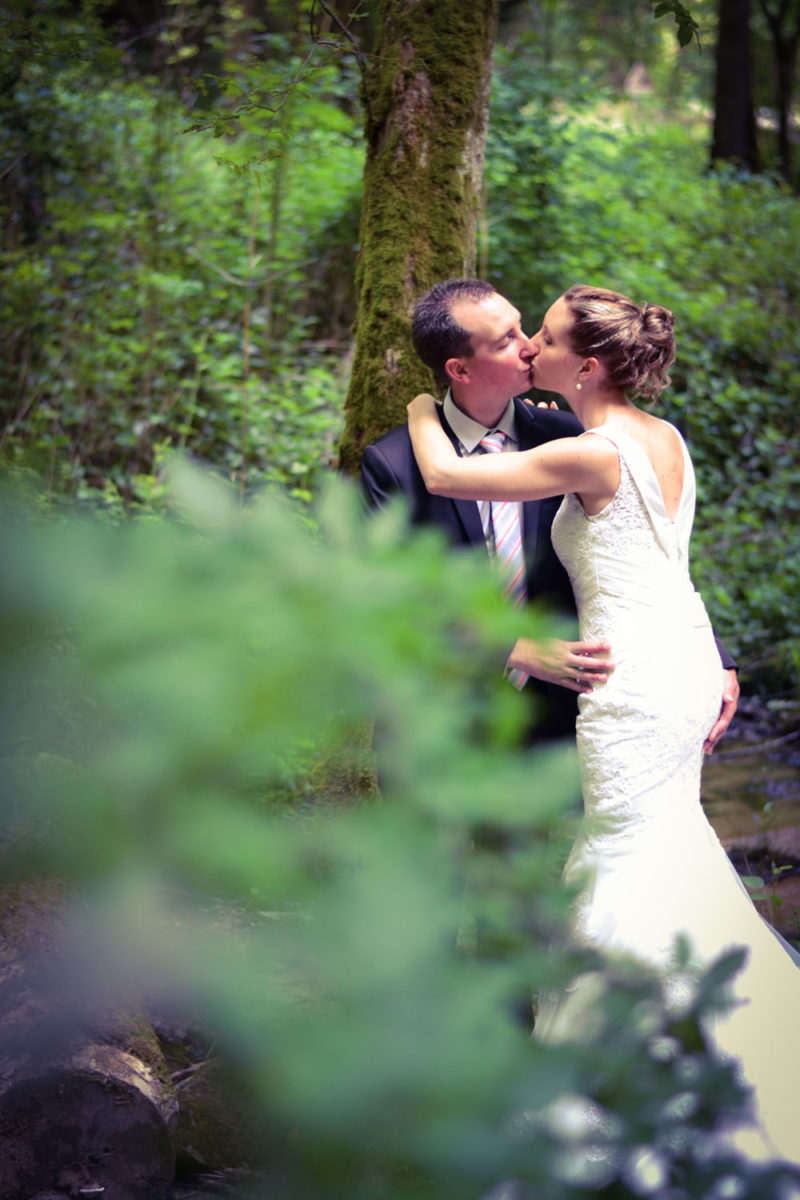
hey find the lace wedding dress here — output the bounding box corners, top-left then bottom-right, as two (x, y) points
(536, 424), (800, 1166)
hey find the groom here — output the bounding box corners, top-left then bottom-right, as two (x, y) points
(360, 278), (739, 748)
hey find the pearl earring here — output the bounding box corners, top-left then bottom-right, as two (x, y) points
(576, 381), (582, 391)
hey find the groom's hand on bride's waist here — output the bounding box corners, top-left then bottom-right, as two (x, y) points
(703, 668), (740, 755)
(506, 637), (614, 694)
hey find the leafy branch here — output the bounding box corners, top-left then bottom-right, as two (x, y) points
(651, 0), (702, 48)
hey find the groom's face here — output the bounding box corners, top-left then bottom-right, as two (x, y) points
(446, 292), (534, 412)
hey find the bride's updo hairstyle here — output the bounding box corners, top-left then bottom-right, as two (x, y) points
(562, 284), (676, 403)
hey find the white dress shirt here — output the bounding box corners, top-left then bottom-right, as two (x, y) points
(441, 391), (523, 550)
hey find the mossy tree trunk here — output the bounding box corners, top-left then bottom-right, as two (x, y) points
(337, 0), (500, 475)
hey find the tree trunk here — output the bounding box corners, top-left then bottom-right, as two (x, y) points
(756, 0), (800, 185)
(337, 0), (500, 475)
(711, 0), (761, 170)
(773, 31), (798, 185)
(0, 879), (178, 1200)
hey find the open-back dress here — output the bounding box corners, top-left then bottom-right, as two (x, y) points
(536, 424), (800, 1165)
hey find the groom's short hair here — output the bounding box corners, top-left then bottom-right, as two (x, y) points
(412, 279), (496, 378)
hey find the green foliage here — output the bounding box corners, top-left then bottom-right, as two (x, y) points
(496, 0), (709, 98)
(485, 87), (800, 692)
(0, 10), (362, 508)
(2, 468), (797, 1197)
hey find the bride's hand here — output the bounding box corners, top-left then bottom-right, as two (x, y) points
(407, 393), (438, 424)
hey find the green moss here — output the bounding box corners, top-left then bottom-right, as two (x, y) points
(309, 719), (381, 809)
(111, 1009), (175, 1093)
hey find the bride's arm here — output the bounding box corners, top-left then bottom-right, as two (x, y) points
(407, 394), (611, 503)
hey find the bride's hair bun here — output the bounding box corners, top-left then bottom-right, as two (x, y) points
(563, 285), (676, 402)
(641, 302), (675, 346)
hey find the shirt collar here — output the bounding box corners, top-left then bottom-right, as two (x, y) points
(442, 391), (518, 454)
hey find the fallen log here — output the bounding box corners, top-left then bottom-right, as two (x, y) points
(0, 879), (178, 1200)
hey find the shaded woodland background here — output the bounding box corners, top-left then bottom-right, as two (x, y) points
(1, 2), (800, 1198)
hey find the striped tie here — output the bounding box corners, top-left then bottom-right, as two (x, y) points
(479, 430), (528, 690)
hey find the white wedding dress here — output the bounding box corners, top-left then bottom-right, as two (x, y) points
(536, 424), (800, 1166)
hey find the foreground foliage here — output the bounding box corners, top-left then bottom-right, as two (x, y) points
(1, 468), (798, 1198)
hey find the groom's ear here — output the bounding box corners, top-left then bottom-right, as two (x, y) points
(444, 355), (470, 385)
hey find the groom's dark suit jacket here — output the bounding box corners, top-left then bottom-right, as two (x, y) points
(360, 398), (584, 742)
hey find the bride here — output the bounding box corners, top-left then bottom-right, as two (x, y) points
(406, 284), (800, 1166)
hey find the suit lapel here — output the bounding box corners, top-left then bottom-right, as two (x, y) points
(438, 409), (486, 546)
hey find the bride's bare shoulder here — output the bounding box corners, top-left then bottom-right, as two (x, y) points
(621, 411), (684, 460)
(575, 429), (623, 461)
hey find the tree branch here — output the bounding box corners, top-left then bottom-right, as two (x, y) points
(311, 0), (374, 124)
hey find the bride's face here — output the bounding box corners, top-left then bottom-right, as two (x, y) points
(530, 296), (584, 397)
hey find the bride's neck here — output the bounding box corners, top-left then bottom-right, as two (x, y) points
(573, 389), (632, 429)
